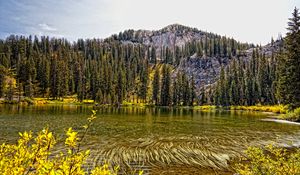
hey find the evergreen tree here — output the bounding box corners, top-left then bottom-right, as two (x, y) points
(199, 87), (206, 105)
(150, 46), (157, 64)
(95, 89), (103, 104)
(152, 67), (160, 105)
(218, 66), (227, 106)
(139, 62), (148, 102)
(172, 80), (178, 105)
(116, 69), (125, 104)
(277, 7), (300, 108)
(190, 75), (196, 106)
(0, 65), (7, 97)
(257, 53), (269, 104)
(181, 72), (190, 106)
(160, 65), (171, 106)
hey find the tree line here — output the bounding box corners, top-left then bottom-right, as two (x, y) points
(0, 25), (249, 106)
(1, 8), (298, 108)
(211, 7), (300, 109)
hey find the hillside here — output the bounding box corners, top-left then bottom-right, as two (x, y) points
(112, 24), (282, 91)
(0, 24), (284, 105)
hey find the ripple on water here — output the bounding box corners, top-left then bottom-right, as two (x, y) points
(1, 106), (300, 174)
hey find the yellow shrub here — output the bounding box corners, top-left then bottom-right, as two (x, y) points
(235, 145), (300, 175)
(194, 105), (216, 110)
(0, 110), (119, 175)
(230, 105), (288, 114)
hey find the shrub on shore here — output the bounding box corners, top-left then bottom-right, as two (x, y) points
(0, 110), (121, 175)
(235, 145), (300, 175)
(280, 107), (300, 121)
(230, 105), (288, 114)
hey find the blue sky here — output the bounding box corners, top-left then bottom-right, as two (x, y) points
(0, 0), (299, 44)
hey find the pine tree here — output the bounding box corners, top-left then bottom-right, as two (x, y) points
(190, 75), (196, 106)
(152, 67), (160, 105)
(245, 65), (254, 105)
(199, 87), (206, 105)
(218, 66), (227, 106)
(0, 65), (7, 97)
(160, 65), (171, 106)
(24, 56), (36, 97)
(277, 7), (300, 108)
(116, 69), (125, 105)
(229, 59), (239, 105)
(50, 57), (58, 99)
(150, 46), (157, 64)
(181, 72), (191, 106)
(5, 77), (16, 101)
(37, 56), (50, 97)
(139, 63), (148, 102)
(257, 53), (269, 104)
(95, 89), (103, 104)
(172, 80), (178, 105)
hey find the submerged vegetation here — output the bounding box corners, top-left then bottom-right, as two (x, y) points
(0, 3), (300, 175)
(0, 8), (299, 113)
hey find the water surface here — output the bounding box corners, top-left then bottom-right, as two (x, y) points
(1, 105), (300, 174)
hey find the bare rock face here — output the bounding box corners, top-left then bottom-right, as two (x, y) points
(120, 24), (206, 58)
(145, 25), (203, 49)
(175, 56), (230, 88)
(115, 24), (282, 91)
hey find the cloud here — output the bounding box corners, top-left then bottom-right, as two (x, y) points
(38, 23), (57, 32)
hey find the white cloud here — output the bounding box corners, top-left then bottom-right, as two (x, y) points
(1, 0), (299, 44)
(38, 23), (57, 32)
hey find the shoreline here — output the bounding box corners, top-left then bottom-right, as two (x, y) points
(1, 99), (298, 122)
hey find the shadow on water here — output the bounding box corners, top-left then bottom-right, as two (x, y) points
(1, 105), (300, 174)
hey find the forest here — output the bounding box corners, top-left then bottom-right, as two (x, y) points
(0, 8), (299, 109)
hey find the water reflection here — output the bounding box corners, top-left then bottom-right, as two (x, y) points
(0, 105), (300, 174)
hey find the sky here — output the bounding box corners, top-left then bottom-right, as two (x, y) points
(0, 0), (299, 45)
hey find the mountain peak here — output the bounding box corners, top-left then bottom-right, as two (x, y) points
(160, 24), (200, 33)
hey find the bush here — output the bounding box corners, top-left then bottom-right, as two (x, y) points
(281, 107), (300, 121)
(0, 110), (121, 175)
(234, 145), (300, 175)
(23, 97), (35, 105)
(230, 105), (288, 114)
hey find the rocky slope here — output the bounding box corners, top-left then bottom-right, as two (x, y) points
(175, 39), (282, 90)
(117, 24), (211, 58)
(114, 24), (281, 91)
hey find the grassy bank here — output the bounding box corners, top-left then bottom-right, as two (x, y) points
(279, 107), (300, 121)
(2, 98), (300, 121)
(230, 105), (300, 122)
(230, 105), (288, 114)
(193, 105), (217, 110)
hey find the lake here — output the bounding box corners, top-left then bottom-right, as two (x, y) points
(1, 104), (300, 174)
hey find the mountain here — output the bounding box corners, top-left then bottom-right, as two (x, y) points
(110, 24), (282, 92)
(113, 24), (251, 57)
(116, 24), (206, 56)
(0, 23), (284, 105)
